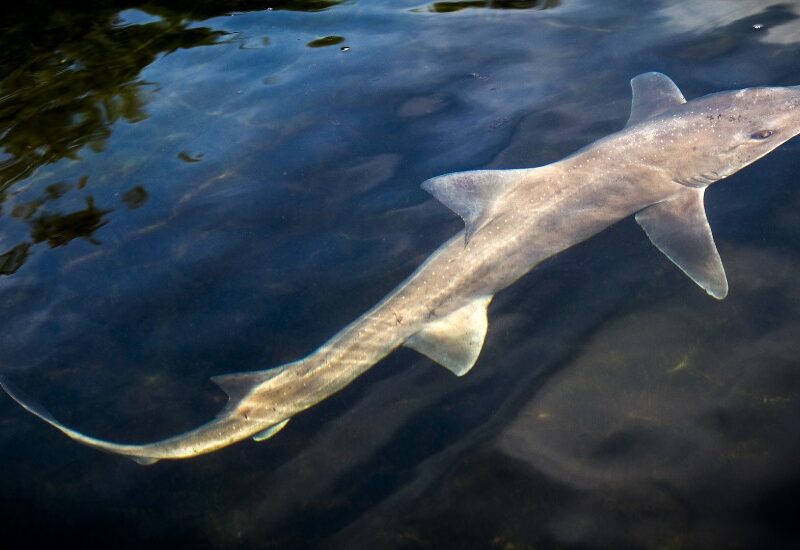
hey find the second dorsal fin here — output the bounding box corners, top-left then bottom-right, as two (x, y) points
(210, 365), (290, 415)
(422, 169), (528, 244)
(626, 72), (686, 127)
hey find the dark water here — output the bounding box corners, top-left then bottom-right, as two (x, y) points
(2, 0), (800, 547)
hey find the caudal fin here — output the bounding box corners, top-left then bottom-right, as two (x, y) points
(1, 376), (67, 430)
(0, 360), (304, 464)
(0, 375), (161, 465)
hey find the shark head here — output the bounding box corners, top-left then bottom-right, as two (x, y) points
(690, 86), (800, 178)
(626, 73), (800, 188)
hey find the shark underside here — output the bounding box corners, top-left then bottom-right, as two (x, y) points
(3, 72), (800, 464)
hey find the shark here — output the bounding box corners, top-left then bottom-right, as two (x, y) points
(3, 72), (800, 465)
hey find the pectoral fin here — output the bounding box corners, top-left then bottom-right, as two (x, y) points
(405, 296), (492, 376)
(422, 170), (528, 244)
(636, 188), (728, 299)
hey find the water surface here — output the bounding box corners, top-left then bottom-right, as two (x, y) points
(2, 0), (800, 547)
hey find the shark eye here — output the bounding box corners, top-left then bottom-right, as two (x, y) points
(750, 129), (774, 140)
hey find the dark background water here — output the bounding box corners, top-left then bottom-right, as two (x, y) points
(2, 0), (800, 547)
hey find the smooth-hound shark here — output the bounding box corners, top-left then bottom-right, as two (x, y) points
(3, 73), (800, 464)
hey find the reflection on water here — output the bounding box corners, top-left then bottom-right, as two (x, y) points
(0, 173), (114, 272)
(0, 243), (29, 275)
(0, 2), (233, 273)
(0, 8), (227, 190)
(121, 186), (148, 209)
(177, 151), (204, 163)
(2, 0), (800, 548)
(144, 0), (345, 16)
(419, 0), (561, 13)
(0, 176), (114, 275)
(0, 0), (348, 275)
(307, 35), (346, 48)
(28, 197), (110, 247)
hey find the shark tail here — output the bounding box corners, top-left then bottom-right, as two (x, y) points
(0, 375), (162, 465)
(0, 363), (295, 465)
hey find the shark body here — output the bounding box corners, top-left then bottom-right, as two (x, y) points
(3, 73), (800, 464)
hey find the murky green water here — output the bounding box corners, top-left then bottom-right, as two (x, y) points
(2, 0), (800, 547)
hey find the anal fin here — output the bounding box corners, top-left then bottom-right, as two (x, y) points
(636, 187), (728, 299)
(127, 455), (159, 466)
(252, 418), (290, 442)
(405, 296), (492, 376)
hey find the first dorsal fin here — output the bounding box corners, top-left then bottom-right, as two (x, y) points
(422, 169), (528, 244)
(404, 295), (492, 376)
(626, 72), (686, 127)
(636, 187), (728, 299)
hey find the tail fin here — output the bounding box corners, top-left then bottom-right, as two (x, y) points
(0, 375), (160, 465)
(0, 362), (302, 464)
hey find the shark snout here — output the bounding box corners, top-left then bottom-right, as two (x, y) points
(788, 85), (800, 101)
(785, 87), (800, 128)
(785, 85), (800, 105)
(764, 86), (800, 133)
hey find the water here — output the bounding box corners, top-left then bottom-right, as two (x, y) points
(2, 0), (800, 547)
